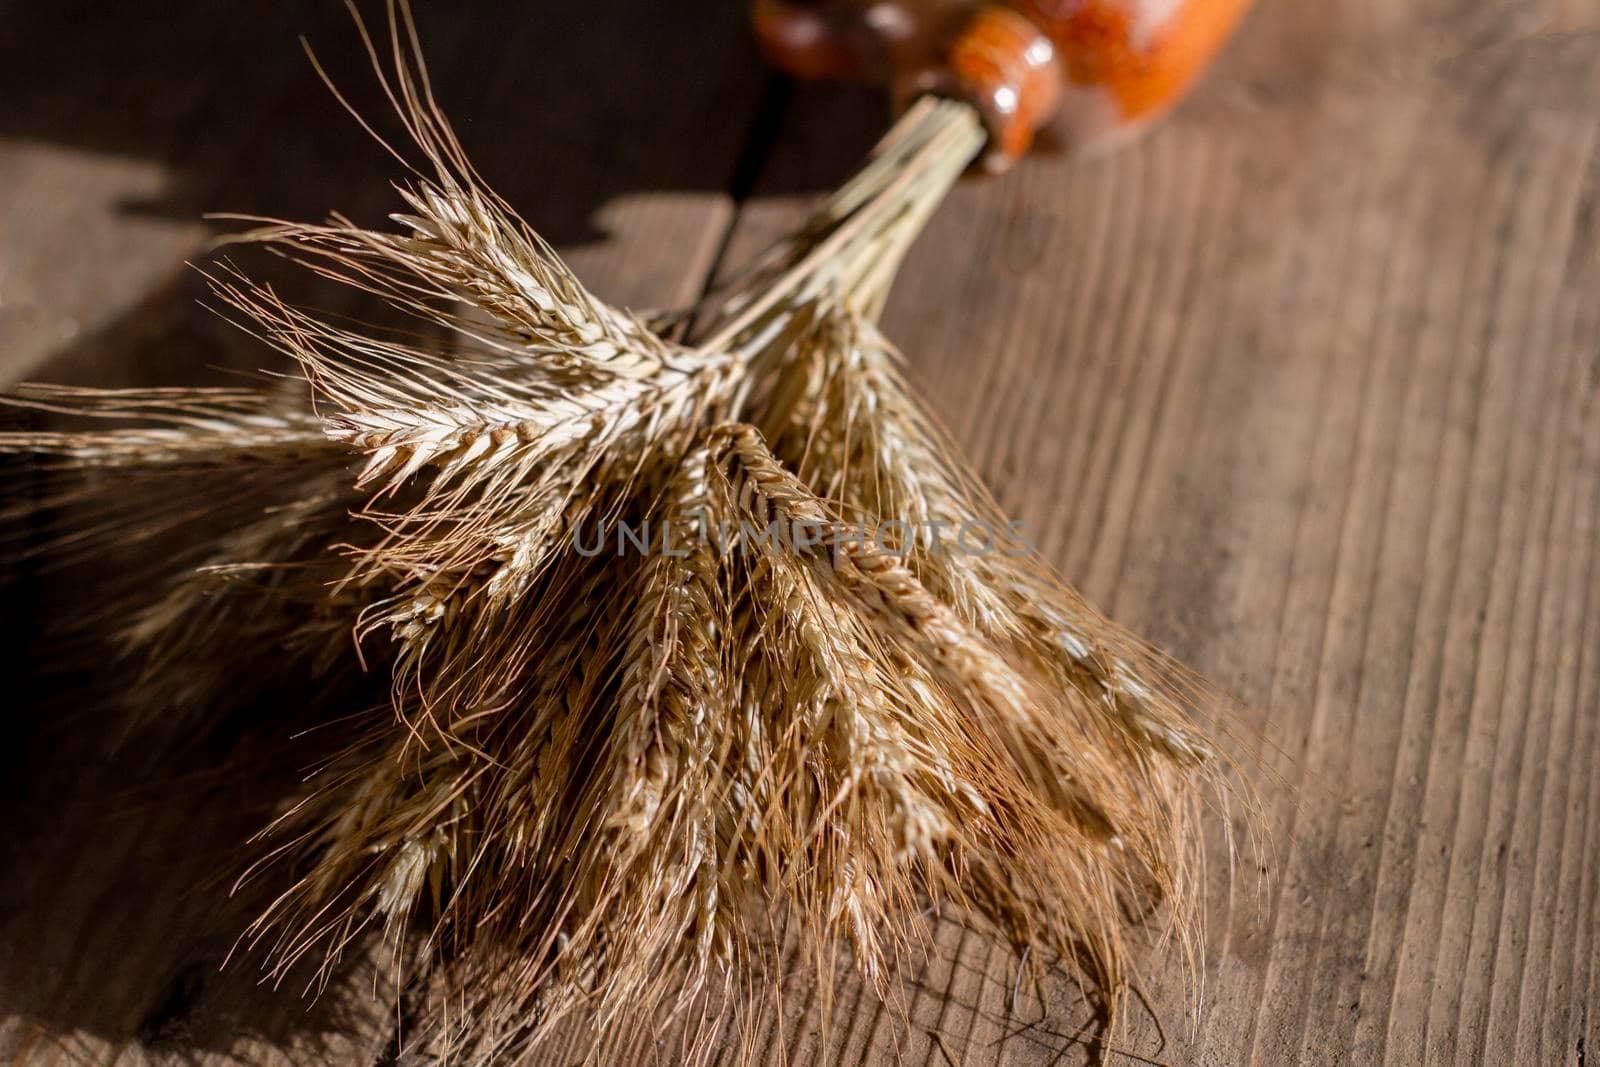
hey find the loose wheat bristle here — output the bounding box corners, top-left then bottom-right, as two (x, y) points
(1, 3), (1251, 1063)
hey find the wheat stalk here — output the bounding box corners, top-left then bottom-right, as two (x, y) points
(1, 4), (1249, 1062)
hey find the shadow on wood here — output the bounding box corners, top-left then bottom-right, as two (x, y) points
(0, 0), (886, 1063)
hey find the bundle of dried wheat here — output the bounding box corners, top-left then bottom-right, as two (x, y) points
(1, 8), (1244, 1063)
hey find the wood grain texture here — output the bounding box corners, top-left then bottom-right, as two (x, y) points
(717, 2), (1600, 1064)
(4, 0), (1600, 1064)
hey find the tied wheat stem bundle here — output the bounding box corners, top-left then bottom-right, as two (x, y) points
(1, 6), (1250, 1063)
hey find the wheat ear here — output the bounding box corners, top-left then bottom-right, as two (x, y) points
(0, 5), (1250, 1061)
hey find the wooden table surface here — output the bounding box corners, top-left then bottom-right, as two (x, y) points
(4, 1), (1599, 1064)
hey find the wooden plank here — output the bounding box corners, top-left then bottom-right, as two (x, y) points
(8, 0), (1600, 1065)
(714, 3), (1600, 1065)
(0, 1), (763, 1064)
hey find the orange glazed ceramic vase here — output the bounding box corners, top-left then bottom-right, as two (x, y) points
(752, 0), (1254, 170)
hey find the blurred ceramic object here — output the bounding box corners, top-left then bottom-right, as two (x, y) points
(753, 0), (1254, 169)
